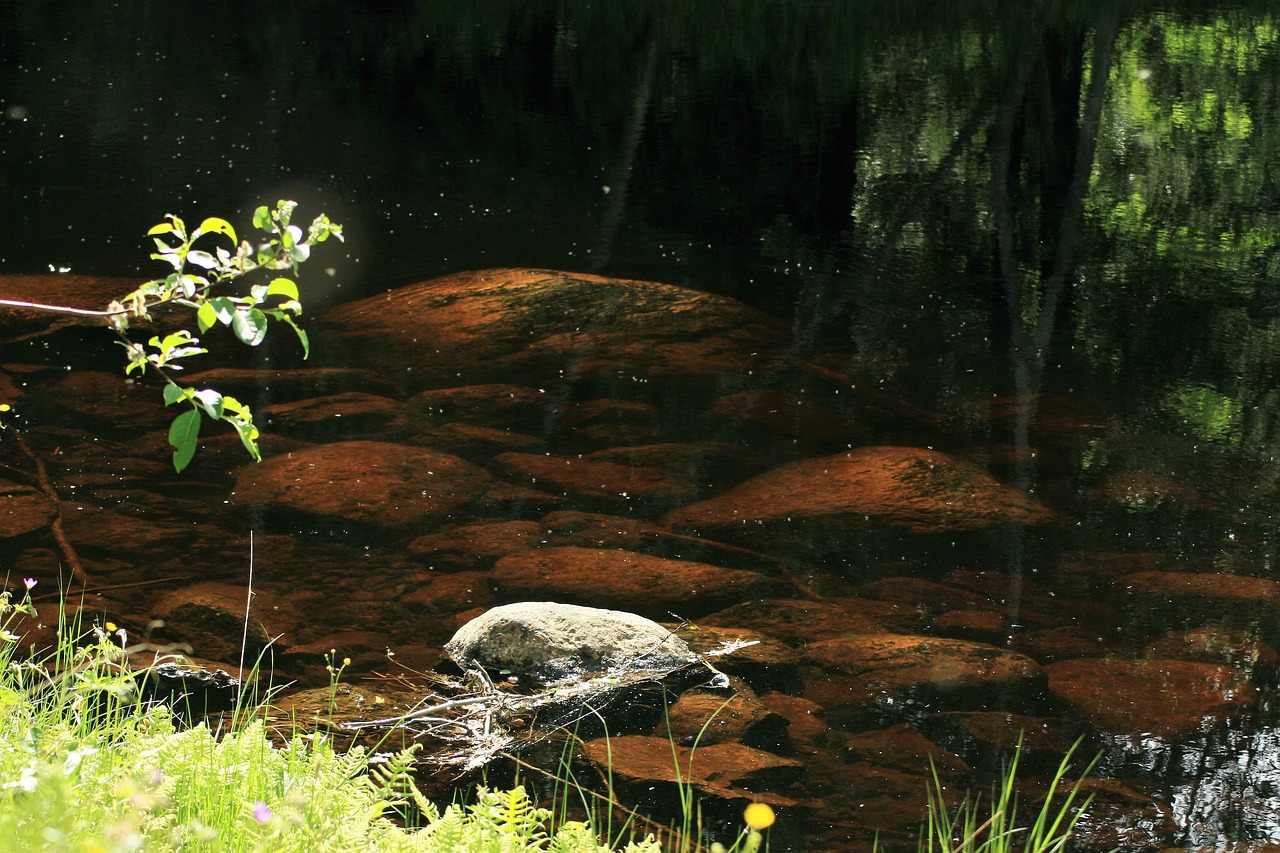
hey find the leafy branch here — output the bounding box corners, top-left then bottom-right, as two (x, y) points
(0, 200), (343, 471)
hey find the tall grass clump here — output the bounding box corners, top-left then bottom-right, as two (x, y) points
(906, 735), (1104, 853)
(0, 581), (669, 852)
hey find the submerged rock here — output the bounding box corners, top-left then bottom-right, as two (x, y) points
(1044, 657), (1256, 738)
(444, 601), (699, 685)
(491, 546), (780, 619)
(318, 268), (788, 393)
(801, 633), (1045, 727)
(0, 480), (56, 538)
(230, 440), (512, 531)
(661, 446), (1056, 562)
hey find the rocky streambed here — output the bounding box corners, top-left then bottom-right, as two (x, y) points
(0, 268), (1271, 851)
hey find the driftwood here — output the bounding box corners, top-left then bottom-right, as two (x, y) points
(337, 639), (755, 772)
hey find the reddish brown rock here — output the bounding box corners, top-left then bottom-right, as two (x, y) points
(654, 680), (790, 750)
(841, 723), (970, 780)
(230, 440), (515, 531)
(1143, 628), (1279, 683)
(0, 480), (56, 538)
(542, 510), (783, 573)
(406, 520), (544, 570)
(1044, 658), (1255, 737)
(262, 392), (403, 440)
(581, 735), (802, 792)
(759, 692), (829, 744)
(1012, 626), (1111, 663)
(560, 398), (662, 446)
(151, 581), (299, 663)
(1121, 570), (1280, 631)
(45, 371), (174, 432)
(402, 384), (555, 435)
(319, 268), (788, 391)
(58, 501), (189, 555)
(917, 712), (1076, 771)
(492, 444), (728, 513)
(700, 597), (920, 647)
(932, 608), (1009, 644)
(802, 634), (1044, 727)
(491, 546), (780, 619)
(399, 571), (497, 616)
(661, 447), (1056, 557)
(403, 423), (545, 457)
(179, 367), (401, 403)
(661, 622), (801, 693)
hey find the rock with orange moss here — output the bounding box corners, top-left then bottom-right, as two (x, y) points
(801, 633), (1044, 728)
(581, 735), (803, 793)
(661, 446), (1056, 561)
(230, 440), (525, 532)
(491, 546), (780, 619)
(318, 268), (788, 393)
(1044, 657), (1256, 738)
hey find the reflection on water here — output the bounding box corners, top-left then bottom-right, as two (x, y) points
(4, 2), (1280, 850)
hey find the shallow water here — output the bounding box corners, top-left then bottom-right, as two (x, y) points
(4, 3), (1280, 850)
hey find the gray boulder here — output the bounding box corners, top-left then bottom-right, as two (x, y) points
(444, 601), (699, 685)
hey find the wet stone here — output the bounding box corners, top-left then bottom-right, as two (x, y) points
(701, 597), (922, 647)
(1142, 628), (1279, 683)
(802, 633), (1045, 729)
(541, 510), (784, 574)
(840, 723), (971, 780)
(318, 268), (789, 393)
(654, 678), (791, 750)
(491, 449), (700, 514)
(916, 712), (1077, 773)
(178, 367), (402, 404)
(1044, 657), (1256, 738)
(405, 519), (544, 570)
(444, 601), (699, 685)
(402, 384), (555, 435)
(230, 440), (512, 532)
(662, 446), (1057, 565)
(581, 735), (804, 793)
(1121, 571), (1280, 635)
(58, 501), (190, 556)
(262, 391), (404, 441)
(0, 480), (56, 538)
(151, 581), (297, 664)
(491, 546), (781, 619)
(662, 622), (802, 693)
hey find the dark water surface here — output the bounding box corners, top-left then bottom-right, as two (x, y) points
(5, 3), (1280, 850)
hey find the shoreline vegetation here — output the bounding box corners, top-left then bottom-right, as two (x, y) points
(0, 581), (1097, 852)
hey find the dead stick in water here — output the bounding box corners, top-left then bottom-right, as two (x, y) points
(10, 428), (89, 586)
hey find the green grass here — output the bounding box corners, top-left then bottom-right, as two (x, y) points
(0, 582), (670, 852)
(0, 580), (1101, 853)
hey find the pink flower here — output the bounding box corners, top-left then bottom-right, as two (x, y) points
(252, 802), (272, 823)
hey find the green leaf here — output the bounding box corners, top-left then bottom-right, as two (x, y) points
(147, 222), (175, 236)
(197, 301), (218, 333)
(193, 388), (224, 420)
(196, 217), (237, 245)
(253, 206), (272, 231)
(231, 308), (269, 346)
(168, 408), (200, 473)
(162, 384), (192, 406)
(266, 278), (299, 300)
(281, 314), (310, 359)
(208, 296), (236, 326)
(186, 250), (217, 270)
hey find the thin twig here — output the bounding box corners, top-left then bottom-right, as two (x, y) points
(10, 428), (88, 586)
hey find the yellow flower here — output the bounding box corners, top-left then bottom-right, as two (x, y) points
(743, 802), (775, 830)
